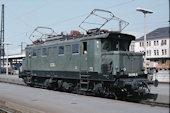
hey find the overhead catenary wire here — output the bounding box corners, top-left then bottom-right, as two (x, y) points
(5, 0), (168, 44)
(47, 0), (137, 27)
(5, 0), (138, 40)
(105, 0), (136, 9)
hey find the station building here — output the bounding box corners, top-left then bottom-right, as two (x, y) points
(0, 52), (25, 74)
(133, 26), (170, 70)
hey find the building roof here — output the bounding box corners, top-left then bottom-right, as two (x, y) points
(135, 27), (170, 41)
(1, 53), (25, 59)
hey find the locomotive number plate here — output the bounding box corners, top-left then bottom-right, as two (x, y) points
(128, 73), (138, 77)
(50, 63), (56, 67)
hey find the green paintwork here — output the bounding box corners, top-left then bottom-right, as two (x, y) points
(22, 32), (144, 76)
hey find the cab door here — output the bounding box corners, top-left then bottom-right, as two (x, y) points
(80, 41), (88, 73)
(26, 48), (31, 71)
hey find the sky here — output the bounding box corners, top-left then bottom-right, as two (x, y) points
(0, 0), (169, 55)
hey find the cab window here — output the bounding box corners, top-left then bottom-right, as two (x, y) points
(101, 39), (130, 52)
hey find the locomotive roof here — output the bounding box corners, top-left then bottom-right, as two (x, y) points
(27, 32), (135, 48)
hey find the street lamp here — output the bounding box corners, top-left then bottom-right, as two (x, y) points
(2, 42), (12, 75)
(136, 8), (153, 74)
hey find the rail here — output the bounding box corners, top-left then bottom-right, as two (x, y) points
(0, 79), (169, 108)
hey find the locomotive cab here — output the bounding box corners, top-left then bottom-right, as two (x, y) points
(100, 32), (144, 76)
(98, 32), (158, 97)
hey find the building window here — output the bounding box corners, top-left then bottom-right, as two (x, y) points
(149, 41), (151, 46)
(165, 49), (167, 55)
(148, 50), (151, 56)
(162, 49), (164, 55)
(154, 41), (156, 46)
(142, 42), (144, 46)
(154, 40), (159, 46)
(157, 40), (159, 45)
(161, 40), (163, 45)
(161, 40), (167, 46)
(164, 40), (167, 45)
(59, 46), (64, 54)
(72, 44), (79, 53)
(157, 50), (159, 55)
(140, 42), (144, 47)
(147, 41), (149, 46)
(147, 50), (151, 56)
(154, 50), (156, 56)
(42, 48), (48, 56)
(162, 49), (167, 55)
(146, 41), (151, 46)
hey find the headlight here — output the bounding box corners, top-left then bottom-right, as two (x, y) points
(123, 67), (126, 72)
(120, 67), (126, 72)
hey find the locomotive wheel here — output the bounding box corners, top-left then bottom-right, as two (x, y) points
(42, 79), (51, 89)
(137, 81), (150, 95)
(24, 77), (34, 87)
(94, 83), (104, 96)
(73, 83), (81, 94)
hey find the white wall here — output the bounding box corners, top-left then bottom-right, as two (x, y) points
(134, 37), (169, 59)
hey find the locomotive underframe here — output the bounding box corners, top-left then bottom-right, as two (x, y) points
(20, 70), (154, 98)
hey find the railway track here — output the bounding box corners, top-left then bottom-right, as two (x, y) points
(0, 80), (169, 108)
(0, 106), (21, 113)
(139, 101), (169, 108)
(0, 108), (10, 113)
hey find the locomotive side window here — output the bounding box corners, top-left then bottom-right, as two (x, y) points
(59, 46), (64, 55)
(65, 45), (71, 55)
(42, 48), (48, 56)
(72, 44), (79, 53)
(32, 48), (37, 56)
(48, 47), (53, 56)
(82, 42), (87, 54)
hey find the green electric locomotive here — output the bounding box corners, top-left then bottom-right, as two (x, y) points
(19, 9), (158, 99)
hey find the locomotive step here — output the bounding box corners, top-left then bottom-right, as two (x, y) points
(80, 81), (89, 84)
(26, 71), (31, 74)
(80, 88), (88, 91)
(26, 81), (31, 84)
(80, 75), (90, 77)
